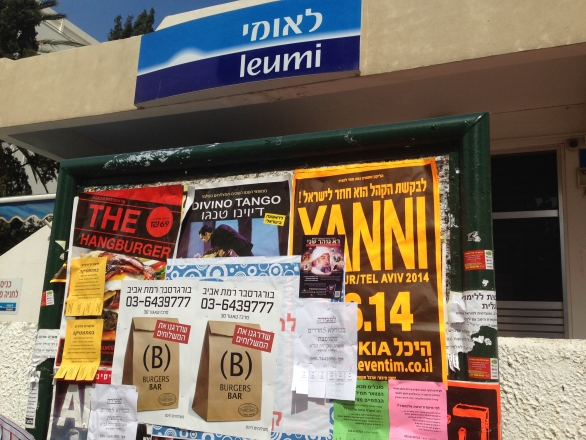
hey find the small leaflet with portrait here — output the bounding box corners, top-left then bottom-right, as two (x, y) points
(299, 235), (345, 299)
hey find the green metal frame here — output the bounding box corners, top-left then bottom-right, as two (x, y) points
(30, 112), (494, 440)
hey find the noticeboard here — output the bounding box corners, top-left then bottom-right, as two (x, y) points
(30, 113), (499, 440)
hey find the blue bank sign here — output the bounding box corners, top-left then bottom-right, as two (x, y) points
(135, 0), (361, 105)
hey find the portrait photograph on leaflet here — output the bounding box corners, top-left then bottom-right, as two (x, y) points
(299, 235), (345, 298)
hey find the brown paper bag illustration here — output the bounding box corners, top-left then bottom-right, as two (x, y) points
(193, 321), (262, 422)
(122, 317), (180, 411)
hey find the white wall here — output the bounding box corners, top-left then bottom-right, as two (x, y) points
(0, 322), (37, 423)
(0, 225), (51, 323)
(499, 337), (586, 438)
(0, 227), (51, 424)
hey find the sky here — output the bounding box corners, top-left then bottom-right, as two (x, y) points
(53, 0), (233, 42)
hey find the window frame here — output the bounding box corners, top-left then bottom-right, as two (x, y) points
(490, 144), (568, 338)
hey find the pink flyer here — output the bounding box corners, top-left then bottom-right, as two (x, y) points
(388, 380), (447, 440)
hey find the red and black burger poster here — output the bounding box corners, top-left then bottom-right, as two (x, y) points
(56, 185), (184, 377)
(73, 186), (183, 260)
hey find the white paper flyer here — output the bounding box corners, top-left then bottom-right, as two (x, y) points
(87, 384), (138, 440)
(293, 302), (358, 400)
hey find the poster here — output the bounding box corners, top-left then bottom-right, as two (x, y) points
(48, 381), (93, 440)
(0, 278), (22, 314)
(292, 160), (445, 382)
(292, 302), (357, 400)
(166, 256), (334, 439)
(299, 235), (345, 298)
(25, 374), (40, 428)
(111, 279), (198, 422)
(87, 384), (138, 440)
(176, 176), (292, 258)
(66, 257), (107, 316)
(57, 185), (184, 378)
(447, 381), (501, 440)
(446, 290), (498, 376)
(388, 380), (447, 440)
(111, 278), (282, 440)
(332, 380), (390, 440)
(48, 381), (149, 440)
(28, 328), (60, 369)
(54, 319), (103, 381)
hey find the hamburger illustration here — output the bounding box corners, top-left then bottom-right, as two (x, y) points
(78, 251), (165, 340)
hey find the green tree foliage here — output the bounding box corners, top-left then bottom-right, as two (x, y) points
(0, 0), (68, 59)
(0, 144), (30, 197)
(0, 143), (56, 255)
(132, 8), (155, 36)
(0, 216), (50, 255)
(15, 146), (59, 193)
(124, 14), (134, 37)
(108, 14), (131, 41)
(0, 143), (59, 197)
(107, 8), (155, 41)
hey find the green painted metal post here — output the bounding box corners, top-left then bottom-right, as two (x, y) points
(28, 166), (80, 440)
(457, 114), (497, 381)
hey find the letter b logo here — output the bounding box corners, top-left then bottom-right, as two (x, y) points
(152, 346), (163, 368)
(221, 350), (252, 380)
(143, 344), (171, 372)
(231, 353), (243, 376)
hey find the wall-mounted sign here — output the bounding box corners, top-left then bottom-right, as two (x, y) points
(135, 0), (361, 106)
(0, 278), (22, 314)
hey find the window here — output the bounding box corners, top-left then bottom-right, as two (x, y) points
(491, 151), (565, 337)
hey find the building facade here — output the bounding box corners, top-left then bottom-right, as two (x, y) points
(0, 1), (585, 437)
